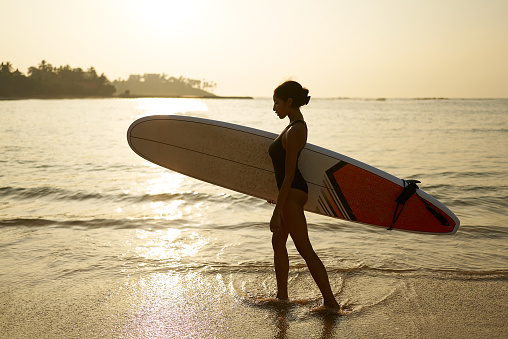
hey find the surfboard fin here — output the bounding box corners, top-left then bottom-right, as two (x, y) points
(388, 180), (421, 230)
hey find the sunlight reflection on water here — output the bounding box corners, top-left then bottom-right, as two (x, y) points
(144, 169), (186, 195)
(131, 99), (211, 221)
(134, 229), (209, 262)
(134, 98), (208, 117)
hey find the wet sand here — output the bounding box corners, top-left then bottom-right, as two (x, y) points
(1, 271), (506, 338)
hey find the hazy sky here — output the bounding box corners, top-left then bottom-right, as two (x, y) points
(2, 0), (507, 98)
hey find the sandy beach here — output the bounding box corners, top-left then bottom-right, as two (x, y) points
(1, 270), (507, 338)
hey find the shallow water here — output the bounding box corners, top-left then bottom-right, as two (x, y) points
(1, 98), (507, 338)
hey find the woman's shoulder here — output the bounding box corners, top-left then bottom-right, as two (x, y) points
(286, 121), (307, 143)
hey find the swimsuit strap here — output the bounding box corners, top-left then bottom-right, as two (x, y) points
(283, 120), (306, 134)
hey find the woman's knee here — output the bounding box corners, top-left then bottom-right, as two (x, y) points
(294, 241), (317, 260)
(272, 231), (288, 251)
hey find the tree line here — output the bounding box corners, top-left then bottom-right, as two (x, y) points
(0, 61), (116, 98)
(113, 73), (216, 98)
(0, 61), (217, 99)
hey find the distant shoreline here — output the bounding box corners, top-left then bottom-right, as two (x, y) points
(0, 95), (254, 100)
(1, 96), (504, 101)
(117, 95), (254, 100)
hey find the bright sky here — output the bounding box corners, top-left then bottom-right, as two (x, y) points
(2, 0), (507, 98)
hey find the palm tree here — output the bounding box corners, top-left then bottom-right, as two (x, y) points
(1, 62), (13, 74)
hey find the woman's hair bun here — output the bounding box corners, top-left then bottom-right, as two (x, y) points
(274, 81), (311, 108)
(302, 88), (311, 106)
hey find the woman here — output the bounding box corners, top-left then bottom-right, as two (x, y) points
(268, 81), (341, 312)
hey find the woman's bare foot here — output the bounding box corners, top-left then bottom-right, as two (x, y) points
(310, 302), (351, 315)
(324, 299), (341, 310)
(276, 293), (289, 301)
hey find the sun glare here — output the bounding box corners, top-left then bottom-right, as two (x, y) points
(129, 0), (202, 29)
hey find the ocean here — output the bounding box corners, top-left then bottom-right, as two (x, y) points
(1, 98), (507, 338)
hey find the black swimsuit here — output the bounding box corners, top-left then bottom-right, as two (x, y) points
(268, 120), (308, 194)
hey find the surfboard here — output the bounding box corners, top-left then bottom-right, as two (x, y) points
(127, 115), (459, 234)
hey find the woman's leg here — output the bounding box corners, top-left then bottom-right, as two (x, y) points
(282, 189), (340, 309)
(272, 223), (289, 300)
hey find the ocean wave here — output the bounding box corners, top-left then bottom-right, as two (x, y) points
(418, 183), (508, 193)
(0, 185), (263, 206)
(454, 224), (508, 237)
(0, 186), (109, 201)
(0, 217), (188, 229)
(2, 217), (506, 280)
(6, 214), (502, 234)
(336, 266), (508, 280)
(429, 170), (506, 179)
(418, 183), (508, 210)
(447, 197), (508, 212)
(185, 262), (508, 280)
(471, 128), (508, 133)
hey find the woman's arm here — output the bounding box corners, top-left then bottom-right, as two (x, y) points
(270, 125), (306, 232)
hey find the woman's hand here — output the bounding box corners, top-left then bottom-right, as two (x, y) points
(270, 211), (282, 232)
